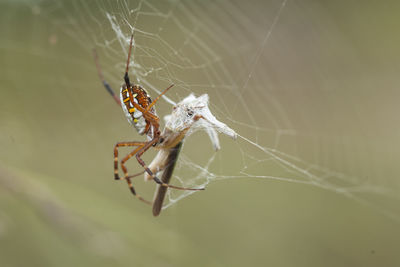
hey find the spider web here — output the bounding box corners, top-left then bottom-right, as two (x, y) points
(25, 0), (400, 219)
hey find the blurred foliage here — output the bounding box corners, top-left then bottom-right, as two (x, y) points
(1, 1), (400, 266)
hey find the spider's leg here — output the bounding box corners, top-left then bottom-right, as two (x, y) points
(127, 91), (161, 132)
(135, 138), (205, 191)
(124, 177), (151, 204)
(146, 83), (175, 111)
(93, 49), (121, 106)
(126, 170), (145, 179)
(126, 89), (159, 123)
(124, 34), (134, 88)
(121, 146), (152, 205)
(120, 145), (144, 178)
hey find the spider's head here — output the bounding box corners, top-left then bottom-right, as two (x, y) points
(165, 94), (237, 150)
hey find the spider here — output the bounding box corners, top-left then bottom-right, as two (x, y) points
(93, 34), (204, 205)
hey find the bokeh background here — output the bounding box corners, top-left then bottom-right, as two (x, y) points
(1, 0), (400, 266)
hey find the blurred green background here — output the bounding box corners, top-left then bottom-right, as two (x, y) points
(1, 0), (400, 266)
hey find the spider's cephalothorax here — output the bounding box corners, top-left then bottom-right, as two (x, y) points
(120, 84), (157, 138)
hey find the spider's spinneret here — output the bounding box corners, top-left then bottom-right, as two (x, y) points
(120, 84), (157, 136)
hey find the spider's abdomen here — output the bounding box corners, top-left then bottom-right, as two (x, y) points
(120, 85), (156, 135)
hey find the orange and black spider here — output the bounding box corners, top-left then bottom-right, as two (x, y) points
(93, 34), (203, 205)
